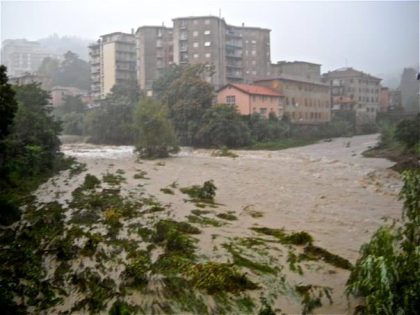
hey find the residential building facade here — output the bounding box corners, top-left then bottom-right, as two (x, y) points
(172, 16), (271, 89)
(379, 87), (390, 112)
(217, 83), (283, 117)
(135, 26), (173, 92)
(50, 86), (87, 107)
(323, 67), (381, 124)
(1, 39), (57, 77)
(255, 77), (330, 124)
(400, 67), (420, 112)
(89, 32), (137, 98)
(270, 61), (322, 82)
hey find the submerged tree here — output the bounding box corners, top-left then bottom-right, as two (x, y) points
(346, 169), (420, 315)
(196, 104), (251, 147)
(134, 97), (178, 159)
(153, 64), (214, 146)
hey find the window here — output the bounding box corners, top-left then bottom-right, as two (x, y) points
(259, 108), (267, 115)
(205, 19), (210, 25)
(204, 41), (211, 47)
(251, 50), (256, 56)
(193, 53), (199, 59)
(193, 31), (198, 37)
(204, 30), (211, 35)
(251, 60), (256, 65)
(193, 19), (198, 25)
(193, 42), (199, 48)
(205, 53), (211, 58)
(226, 95), (236, 105)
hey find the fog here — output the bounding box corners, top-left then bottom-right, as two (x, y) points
(1, 0), (419, 85)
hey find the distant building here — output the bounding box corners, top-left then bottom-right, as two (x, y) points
(9, 72), (51, 90)
(323, 67), (381, 125)
(254, 76), (330, 124)
(89, 32), (137, 99)
(135, 26), (173, 92)
(400, 68), (419, 112)
(389, 89), (402, 111)
(379, 87), (390, 112)
(172, 16), (271, 89)
(216, 83), (283, 117)
(270, 61), (322, 82)
(1, 39), (57, 77)
(50, 86), (87, 107)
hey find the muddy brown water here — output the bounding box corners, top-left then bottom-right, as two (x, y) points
(37, 134), (402, 314)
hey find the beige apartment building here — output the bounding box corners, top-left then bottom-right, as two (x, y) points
(135, 26), (173, 92)
(89, 32), (137, 98)
(323, 67), (381, 124)
(255, 76), (330, 124)
(172, 16), (271, 89)
(254, 61), (330, 124)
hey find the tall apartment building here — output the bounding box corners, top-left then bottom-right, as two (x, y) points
(135, 26), (173, 92)
(1, 39), (56, 77)
(89, 32), (137, 98)
(172, 16), (271, 89)
(323, 67), (382, 124)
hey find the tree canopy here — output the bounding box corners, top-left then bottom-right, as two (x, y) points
(134, 97), (178, 159)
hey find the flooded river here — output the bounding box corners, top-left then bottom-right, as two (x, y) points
(38, 134), (402, 314)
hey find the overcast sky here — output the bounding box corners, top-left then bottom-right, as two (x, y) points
(1, 0), (419, 84)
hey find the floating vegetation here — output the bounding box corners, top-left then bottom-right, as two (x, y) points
(295, 284), (333, 315)
(123, 250), (151, 288)
(116, 169), (125, 175)
(243, 205), (264, 218)
(223, 244), (277, 274)
(251, 227), (313, 246)
(102, 172), (126, 186)
(302, 245), (353, 270)
(187, 214), (225, 227)
(184, 262), (258, 294)
(212, 146), (238, 158)
(109, 300), (138, 315)
(133, 170), (149, 179)
(216, 212), (238, 221)
(191, 209), (212, 216)
(160, 187), (175, 195)
(180, 180), (217, 202)
(69, 161), (87, 177)
(156, 161), (166, 166)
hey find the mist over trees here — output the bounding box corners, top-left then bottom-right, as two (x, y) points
(38, 51), (90, 90)
(38, 34), (93, 60)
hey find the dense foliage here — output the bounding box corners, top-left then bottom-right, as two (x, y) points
(153, 64), (214, 146)
(394, 114), (420, 151)
(53, 95), (86, 135)
(84, 83), (140, 144)
(133, 97), (178, 158)
(0, 69), (64, 225)
(346, 169), (420, 314)
(197, 104), (251, 147)
(38, 51), (90, 90)
(0, 65), (18, 142)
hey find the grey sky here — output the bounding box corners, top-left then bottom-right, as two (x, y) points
(1, 0), (419, 85)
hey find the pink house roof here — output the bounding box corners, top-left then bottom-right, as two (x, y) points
(219, 83), (283, 97)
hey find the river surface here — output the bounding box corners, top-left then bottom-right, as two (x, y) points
(40, 134), (402, 314)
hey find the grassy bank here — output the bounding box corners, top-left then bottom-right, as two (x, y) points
(245, 138), (319, 151)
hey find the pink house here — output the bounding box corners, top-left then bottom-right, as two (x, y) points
(217, 83), (284, 118)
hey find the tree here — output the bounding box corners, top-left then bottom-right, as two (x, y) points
(346, 169), (420, 315)
(196, 104), (251, 147)
(134, 97), (178, 159)
(394, 114), (420, 150)
(37, 51), (90, 91)
(56, 51), (90, 90)
(153, 64), (214, 146)
(0, 65), (18, 142)
(84, 84), (141, 145)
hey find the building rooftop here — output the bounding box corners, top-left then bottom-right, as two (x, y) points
(219, 83), (283, 97)
(255, 75), (329, 87)
(324, 67), (381, 81)
(172, 15), (270, 31)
